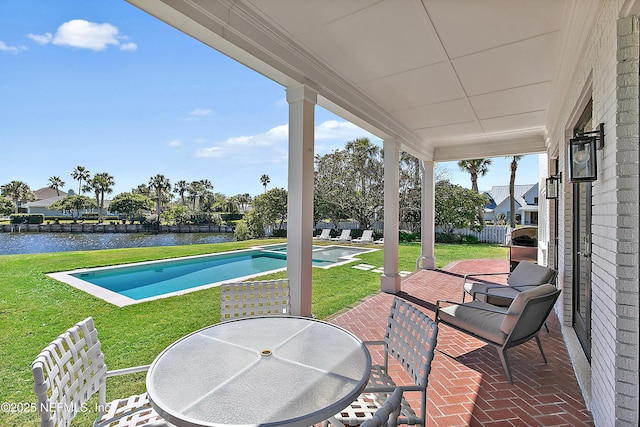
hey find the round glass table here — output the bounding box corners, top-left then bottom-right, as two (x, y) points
(146, 315), (371, 427)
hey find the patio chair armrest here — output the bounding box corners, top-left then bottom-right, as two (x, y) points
(436, 299), (461, 310)
(364, 384), (422, 394)
(436, 299), (508, 315)
(106, 364), (151, 378)
(463, 271), (509, 282)
(363, 340), (386, 347)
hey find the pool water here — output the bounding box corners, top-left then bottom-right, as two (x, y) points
(49, 244), (377, 306)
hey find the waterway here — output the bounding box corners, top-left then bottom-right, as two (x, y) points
(0, 232), (234, 255)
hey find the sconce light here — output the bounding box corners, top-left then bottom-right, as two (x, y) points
(545, 172), (562, 199)
(569, 123), (604, 183)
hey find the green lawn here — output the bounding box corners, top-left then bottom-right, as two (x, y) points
(0, 239), (506, 426)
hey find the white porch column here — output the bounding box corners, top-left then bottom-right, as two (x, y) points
(381, 139), (401, 293)
(286, 84), (316, 317)
(417, 160), (436, 269)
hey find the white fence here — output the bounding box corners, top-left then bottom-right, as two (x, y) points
(435, 225), (509, 245)
(314, 221), (509, 245)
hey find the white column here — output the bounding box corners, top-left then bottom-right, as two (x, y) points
(381, 139), (401, 293)
(286, 84), (316, 317)
(417, 160), (436, 269)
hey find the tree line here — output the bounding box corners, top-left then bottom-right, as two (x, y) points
(1, 138), (523, 236)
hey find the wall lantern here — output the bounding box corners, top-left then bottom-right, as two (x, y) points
(569, 123), (604, 183)
(545, 172), (562, 199)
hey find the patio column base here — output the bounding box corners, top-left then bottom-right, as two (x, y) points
(417, 255), (436, 270)
(380, 274), (401, 294)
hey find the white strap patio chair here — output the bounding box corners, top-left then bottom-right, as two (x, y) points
(31, 317), (168, 427)
(220, 279), (290, 320)
(332, 297), (438, 427)
(326, 387), (403, 427)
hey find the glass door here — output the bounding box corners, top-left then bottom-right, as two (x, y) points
(573, 181), (592, 361)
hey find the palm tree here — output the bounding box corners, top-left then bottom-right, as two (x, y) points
(86, 173), (115, 222)
(508, 155), (522, 228)
(260, 174), (270, 194)
(48, 176), (65, 196)
(457, 159), (492, 226)
(132, 183), (151, 197)
(0, 180), (35, 213)
(346, 138), (380, 192)
(235, 193), (252, 213)
(71, 166), (90, 195)
(173, 180), (188, 205)
(198, 179), (214, 209)
(148, 174), (172, 224)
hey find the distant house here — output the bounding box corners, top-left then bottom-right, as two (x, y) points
(33, 187), (67, 200)
(24, 188), (114, 218)
(483, 183), (538, 225)
(24, 188), (71, 216)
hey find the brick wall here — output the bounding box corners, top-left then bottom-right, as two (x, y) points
(546, 2), (639, 425)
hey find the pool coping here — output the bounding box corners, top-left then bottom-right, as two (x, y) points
(47, 244), (379, 307)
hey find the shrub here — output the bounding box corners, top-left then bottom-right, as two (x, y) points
(399, 230), (420, 243)
(271, 229), (287, 238)
(234, 221), (251, 241)
(461, 234), (480, 244)
(10, 214), (44, 224)
(435, 233), (463, 244)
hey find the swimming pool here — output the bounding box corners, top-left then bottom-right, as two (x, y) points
(48, 244), (377, 306)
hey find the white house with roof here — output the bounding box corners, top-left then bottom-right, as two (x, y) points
(483, 183), (539, 225)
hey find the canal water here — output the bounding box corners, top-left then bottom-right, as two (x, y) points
(0, 232), (234, 255)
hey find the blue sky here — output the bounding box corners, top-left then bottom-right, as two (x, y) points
(0, 0), (538, 199)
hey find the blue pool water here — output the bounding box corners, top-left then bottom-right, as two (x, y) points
(56, 244), (376, 304)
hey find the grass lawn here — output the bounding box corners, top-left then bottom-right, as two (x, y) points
(0, 239), (507, 426)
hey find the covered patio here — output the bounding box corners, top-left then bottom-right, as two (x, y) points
(126, 1), (639, 425)
(329, 258), (594, 426)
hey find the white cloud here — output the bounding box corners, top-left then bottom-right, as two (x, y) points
(189, 108), (213, 118)
(194, 120), (377, 161)
(29, 19), (135, 52)
(168, 140), (182, 147)
(119, 42), (137, 51)
(0, 40), (26, 53)
(27, 33), (53, 45)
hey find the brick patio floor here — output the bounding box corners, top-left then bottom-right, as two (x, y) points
(328, 259), (594, 427)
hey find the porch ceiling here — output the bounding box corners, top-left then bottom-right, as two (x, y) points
(127, 0), (602, 161)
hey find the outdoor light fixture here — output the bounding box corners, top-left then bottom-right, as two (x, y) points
(545, 172), (562, 199)
(569, 123), (604, 182)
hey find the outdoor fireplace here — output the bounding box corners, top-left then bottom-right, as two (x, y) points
(508, 226), (538, 271)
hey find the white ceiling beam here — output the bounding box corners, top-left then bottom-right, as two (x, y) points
(433, 135), (547, 162)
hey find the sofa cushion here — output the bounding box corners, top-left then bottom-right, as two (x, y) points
(500, 284), (557, 334)
(507, 262), (555, 287)
(438, 301), (507, 345)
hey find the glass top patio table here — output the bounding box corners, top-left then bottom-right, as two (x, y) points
(146, 315), (372, 427)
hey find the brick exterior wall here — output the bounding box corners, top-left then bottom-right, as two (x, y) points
(546, 2), (639, 426)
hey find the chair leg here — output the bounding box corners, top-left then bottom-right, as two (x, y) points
(535, 336), (548, 364)
(498, 348), (513, 384)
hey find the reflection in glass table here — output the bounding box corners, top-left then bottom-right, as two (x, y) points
(146, 316), (371, 427)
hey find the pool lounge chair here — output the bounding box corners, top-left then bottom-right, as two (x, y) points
(314, 228), (332, 240)
(331, 229), (352, 242)
(352, 230), (374, 244)
(374, 238), (384, 245)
